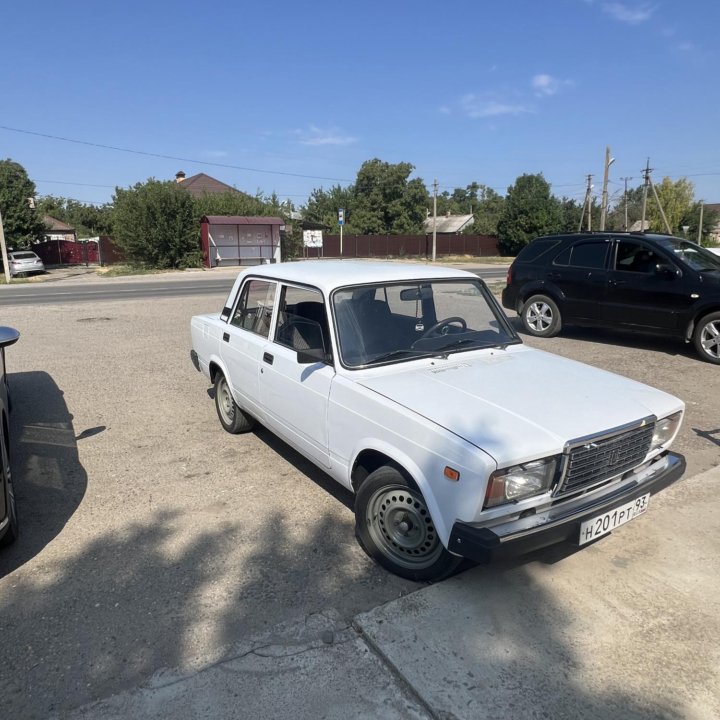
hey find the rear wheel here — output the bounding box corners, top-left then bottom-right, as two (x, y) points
(354, 466), (461, 582)
(214, 373), (255, 434)
(521, 294), (562, 337)
(693, 312), (720, 364)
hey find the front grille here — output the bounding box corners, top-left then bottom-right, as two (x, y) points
(555, 422), (655, 497)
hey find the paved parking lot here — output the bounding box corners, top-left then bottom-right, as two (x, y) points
(0, 284), (717, 718)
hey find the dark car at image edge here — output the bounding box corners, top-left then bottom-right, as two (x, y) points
(502, 232), (720, 364)
(0, 326), (20, 546)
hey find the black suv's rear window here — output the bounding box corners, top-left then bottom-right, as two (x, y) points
(515, 238), (562, 263)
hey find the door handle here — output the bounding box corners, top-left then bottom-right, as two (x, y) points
(609, 279), (627, 287)
(263, 352), (274, 365)
(222, 332), (230, 342)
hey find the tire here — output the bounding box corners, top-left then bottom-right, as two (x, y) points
(0, 429), (18, 547)
(521, 294), (562, 338)
(354, 466), (462, 582)
(693, 311), (720, 365)
(214, 373), (255, 434)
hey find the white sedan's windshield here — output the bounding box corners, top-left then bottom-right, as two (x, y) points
(332, 279), (518, 367)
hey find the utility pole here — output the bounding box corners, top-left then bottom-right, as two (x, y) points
(641, 159), (651, 232)
(599, 146), (615, 231)
(432, 178), (438, 261)
(647, 172), (672, 234)
(0, 207), (10, 284)
(579, 174), (593, 232)
(697, 201), (704, 244)
(620, 177), (632, 230)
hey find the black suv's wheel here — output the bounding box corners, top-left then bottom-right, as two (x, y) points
(354, 466), (462, 582)
(693, 312), (720, 364)
(521, 294), (562, 337)
(214, 373), (255, 434)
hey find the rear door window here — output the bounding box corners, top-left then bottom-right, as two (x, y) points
(554, 241), (608, 269)
(229, 279), (277, 337)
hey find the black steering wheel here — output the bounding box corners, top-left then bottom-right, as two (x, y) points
(420, 316), (467, 339)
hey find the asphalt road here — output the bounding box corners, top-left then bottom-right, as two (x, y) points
(0, 277), (716, 719)
(0, 267), (508, 306)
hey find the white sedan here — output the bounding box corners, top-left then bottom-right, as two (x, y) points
(190, 261), (686, 581)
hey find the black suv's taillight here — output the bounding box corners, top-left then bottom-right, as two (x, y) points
(506, 267), (513, 285)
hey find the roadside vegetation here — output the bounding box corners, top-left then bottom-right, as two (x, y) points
(1, 157), (718, 274)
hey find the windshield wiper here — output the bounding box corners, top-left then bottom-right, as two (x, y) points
(368, 348), (435, 365)
(435, 338), (515, 357)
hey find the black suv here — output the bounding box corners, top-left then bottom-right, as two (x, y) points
(502, 232), (720, 364)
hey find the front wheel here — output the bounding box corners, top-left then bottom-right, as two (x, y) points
(521, 294), (562, 337)
(354, 466), (461, 582)
(693, 312), (720, 364)
(214, 373), (255, 434)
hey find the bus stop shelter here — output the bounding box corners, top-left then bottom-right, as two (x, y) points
(200, 216), (283, 268)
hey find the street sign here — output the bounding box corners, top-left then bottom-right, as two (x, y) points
(338, 208), (345, 226)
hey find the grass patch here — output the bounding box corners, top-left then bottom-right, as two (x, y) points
(96, 264), (203, 277)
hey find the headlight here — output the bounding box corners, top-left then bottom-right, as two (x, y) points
(484, 457), (558, 508)
(651, 412), (682, 450)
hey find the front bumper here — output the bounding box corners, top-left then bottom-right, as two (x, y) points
(448, 451), (686, 563)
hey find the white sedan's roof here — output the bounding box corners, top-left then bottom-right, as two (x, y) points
(236, 260), (476, 293)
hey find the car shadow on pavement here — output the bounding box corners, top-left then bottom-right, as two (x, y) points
(0, 371), (88, 577)
(252, 424), (356, 511)
(509, 316), (699, 360)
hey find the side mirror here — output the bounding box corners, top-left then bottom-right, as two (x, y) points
(655, 263), (680, 279)
(0, 327), (20, 348)
(297, 347), (331, 364)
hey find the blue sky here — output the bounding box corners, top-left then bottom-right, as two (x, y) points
(1, 0), (719, 209)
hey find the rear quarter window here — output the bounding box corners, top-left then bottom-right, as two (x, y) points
(515, 238), (562, 263)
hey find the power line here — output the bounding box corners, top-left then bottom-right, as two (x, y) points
(0, 125), (354, 184)
(35, 179), (116, 188)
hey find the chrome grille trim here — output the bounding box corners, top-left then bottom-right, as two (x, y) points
(554, 416), (656, 499)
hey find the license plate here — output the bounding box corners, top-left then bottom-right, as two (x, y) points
(578, 494), (650, 546)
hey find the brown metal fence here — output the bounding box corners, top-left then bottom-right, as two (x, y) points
(33, 237), (126, 266)
(303, 234), (498, 259)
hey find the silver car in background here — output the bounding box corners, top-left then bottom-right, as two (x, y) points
(8, 250), (45, 277)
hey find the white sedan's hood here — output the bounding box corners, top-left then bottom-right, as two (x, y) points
(356, 345), (683, 466)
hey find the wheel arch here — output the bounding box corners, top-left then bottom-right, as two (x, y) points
(207, 356), (227, 384)
(686, 304), (720, 342)
(516, 282), (563, 313)
(349, 442), (451, 545)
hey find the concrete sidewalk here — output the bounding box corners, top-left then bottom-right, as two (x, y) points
(60, 465), (719, 720)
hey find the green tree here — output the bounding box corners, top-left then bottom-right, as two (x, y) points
(607, 185), (645, 231)
(303, 184), (356, 233)
(192, 189), (266, 222)
(112, 179), (200, 268)
(681, 202), (720, 245)
(471, 186), (505, 236)
(35, 195), (114, 236)
(646, 177), (695, 233)
(0, 159), (46, 249)
(496, 174), (562, 255)
(351, 159), (429, 234)
(555, 197), (582, 233)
